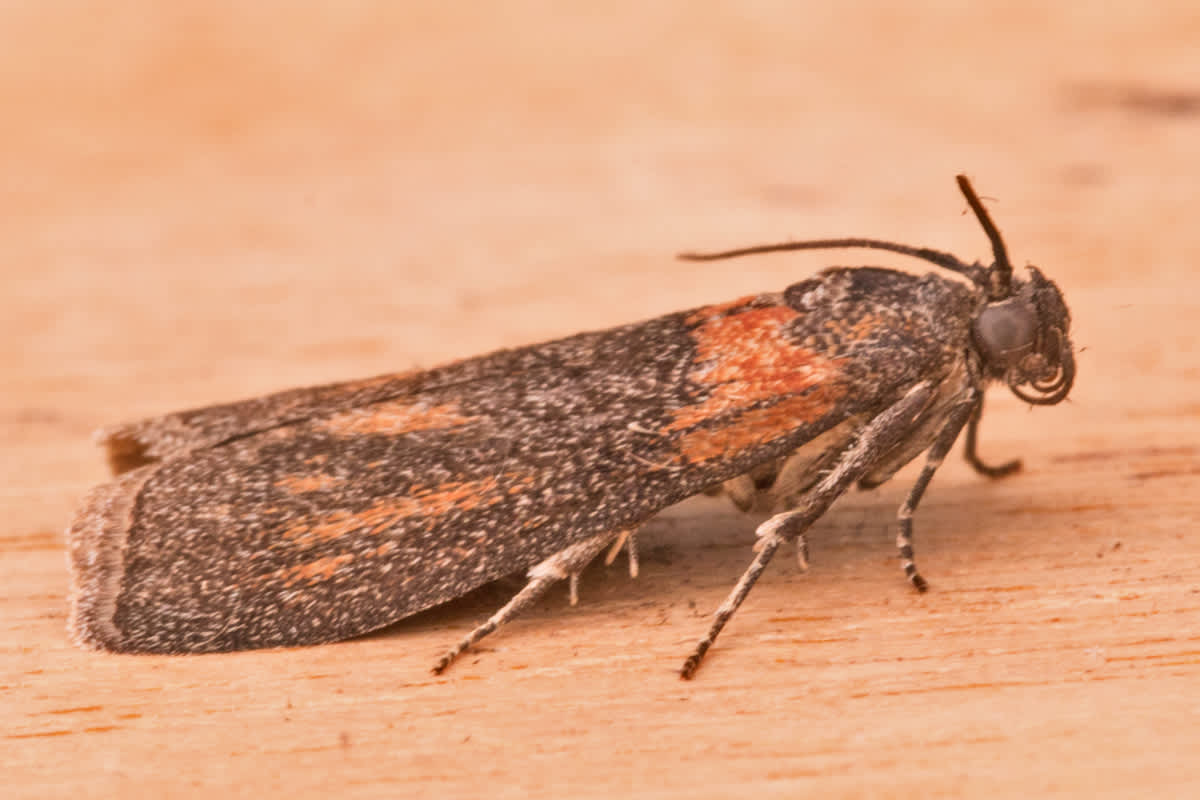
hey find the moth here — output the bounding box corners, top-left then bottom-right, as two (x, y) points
(66, 175), (1075, 679)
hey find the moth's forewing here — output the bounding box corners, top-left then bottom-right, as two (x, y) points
(68, 268), (978, 654)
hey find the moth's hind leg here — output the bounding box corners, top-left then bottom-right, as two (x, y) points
(964, 393), (1021, 478)
(432, 530), (630, 674)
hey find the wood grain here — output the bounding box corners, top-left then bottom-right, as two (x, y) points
(4, 2), (1199, 797)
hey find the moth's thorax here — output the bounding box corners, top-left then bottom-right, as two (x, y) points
(781, 267), (979, 388)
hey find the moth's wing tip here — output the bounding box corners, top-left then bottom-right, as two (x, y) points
(65, 609), (114, 652)
(64, 467), (155, 652)
(94, 403), (225, 475)
(95, 412), (202, 474)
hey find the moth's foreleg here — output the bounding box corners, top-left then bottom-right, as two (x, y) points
(897, 390), (979, 591)
(681, 381), (937, 680)
(963, 393), (1021, 478)
(432, 530), (621, 675)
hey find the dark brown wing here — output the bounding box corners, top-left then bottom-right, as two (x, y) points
(68, 268), (976, 653)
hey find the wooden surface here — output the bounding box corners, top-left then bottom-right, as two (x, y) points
(4, 3), (1199, 797)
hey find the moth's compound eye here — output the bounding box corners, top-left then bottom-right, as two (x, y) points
(973, 299), (1038, 371)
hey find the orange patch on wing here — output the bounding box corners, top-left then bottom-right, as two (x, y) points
(419, 479), (495, 516)
(282, 499), (419, 546)
(674, 386), (845, 464)
(279, 473), (533, 547)
(316, 400), (476, 437)
(273, 553), (355, 587)
(274, 474), (344, 493)
(820, 313), (887, 344)
(669, 304), (843, 433)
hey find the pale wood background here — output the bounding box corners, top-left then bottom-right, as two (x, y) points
(4, 2), (1199, 797)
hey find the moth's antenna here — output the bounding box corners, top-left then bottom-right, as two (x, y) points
(955, 174), (1013, 300)
(678, 237), (985, 286)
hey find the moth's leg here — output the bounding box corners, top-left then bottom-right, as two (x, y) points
(963, 393), (1021, 478)
(715, 459), (793, 513)
(432, 531), (617, 674)
(898, 390), (980, 592)
(604, 528), (639, 578)
(681, 381), (937, 679)
(680, 531), (783, 681)
(753, 525), (809, 570)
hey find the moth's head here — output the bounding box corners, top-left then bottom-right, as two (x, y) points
(972, 267), (1075, 405)
(951, 174), (1075, 406)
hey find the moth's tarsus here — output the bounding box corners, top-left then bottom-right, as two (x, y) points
(963, 395), (1022, 478)
(895, 392), (981, 595)
(681, 532), (784, 680)
(680, 647), (708, 680)
(907, 570), (930, 593)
